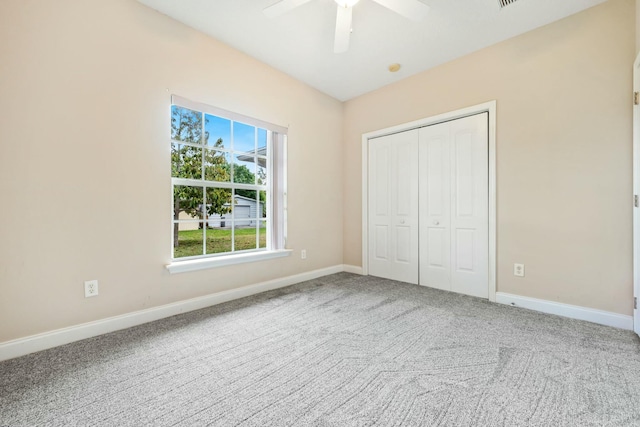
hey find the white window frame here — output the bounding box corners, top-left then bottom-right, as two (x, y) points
(166, 96), (290, 273)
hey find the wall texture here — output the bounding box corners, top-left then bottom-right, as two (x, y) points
(343, 0), (635, 315)
(0, 0), (343, 343)
(637, 0), (640, 53)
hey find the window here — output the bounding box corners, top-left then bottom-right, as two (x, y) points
(169, 96), (288, 269)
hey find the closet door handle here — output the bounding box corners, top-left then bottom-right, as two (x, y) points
(434, 221), (440, 225)
(400, 219), (405, 224)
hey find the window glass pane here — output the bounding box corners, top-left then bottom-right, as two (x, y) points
(256, 157), (267, 186)
(204, 187), (232, 222)
(234, 224), (257, 252)
(233, 122), (255, 153)
(204, 149), (230, 182)
(233, 155), (256, 184)
(206, 228), (232, 255)
(172, 144), (202, 179)
(233, 190), (256, 221)
(259, 190), (267, 218)
(173, 186), (203, 221)
(174, 222), (204, 258)
(205, 114), (230, 149)
(259, 220), (267, 249)
(171, 106), (203, 144)
(257, 128), (267, 150)
(205, 187), (232, 255)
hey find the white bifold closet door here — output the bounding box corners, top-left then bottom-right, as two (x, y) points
(368, 129), (419, 285)
(367, 113), (488, 298)
(419, 113), (489, 298)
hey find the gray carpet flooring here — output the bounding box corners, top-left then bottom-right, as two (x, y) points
(2, 272), (640, 426)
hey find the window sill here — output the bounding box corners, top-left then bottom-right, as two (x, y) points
(166, 249), (292, 274)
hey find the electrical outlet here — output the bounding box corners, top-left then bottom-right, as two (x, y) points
(513, 263), (525, 277)
(84, 280), (99, 298)
(301, 249), (307, 260)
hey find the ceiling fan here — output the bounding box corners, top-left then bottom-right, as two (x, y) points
(264, 0), (430, 53)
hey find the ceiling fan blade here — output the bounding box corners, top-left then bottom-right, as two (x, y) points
(263, 0), (314, 18)
(334, 6), (352, 53)
(370, 0), (430, 21)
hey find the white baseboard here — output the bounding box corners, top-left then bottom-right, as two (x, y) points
(11, 269), (627, 362)
(0, 264), (346, 362)
(495, 292), (633, 330)
(343, 264), (364, 275)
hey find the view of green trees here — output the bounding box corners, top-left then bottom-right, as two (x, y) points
(171, 106), (266, 250)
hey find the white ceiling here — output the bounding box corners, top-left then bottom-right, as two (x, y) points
(136, 0), (607, 101)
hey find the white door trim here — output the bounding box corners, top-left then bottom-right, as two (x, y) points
(361, 100), (497, 302)
(633, 53), (640, 335)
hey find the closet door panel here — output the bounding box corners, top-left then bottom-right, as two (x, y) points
(419, 123), (451, 290)
(369, 139), (391, 277)
(390, 130), (419, 284)
(368, 130), (419, 284)
(450, 113), (489, 298)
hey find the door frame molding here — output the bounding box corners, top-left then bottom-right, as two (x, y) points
(361, 100), (497, 302)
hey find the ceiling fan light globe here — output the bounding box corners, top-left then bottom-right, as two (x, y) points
(334, 0), (360, 8)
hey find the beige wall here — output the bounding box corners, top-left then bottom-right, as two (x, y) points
(637, 0), (640, 53)
(343, 0), (635, 315)
(0, 0), (343, 342)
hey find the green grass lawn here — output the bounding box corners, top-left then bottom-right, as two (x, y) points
(175, 227), (266, 258)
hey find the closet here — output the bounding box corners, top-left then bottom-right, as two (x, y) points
(367, 113), (489, 298)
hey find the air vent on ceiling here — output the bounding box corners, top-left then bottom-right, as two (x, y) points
(498, 0), (518, 8)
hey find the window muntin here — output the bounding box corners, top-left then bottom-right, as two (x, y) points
(170, 98), (284, 261)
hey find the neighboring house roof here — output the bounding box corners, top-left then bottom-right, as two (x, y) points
(237, 147), (267, 168)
